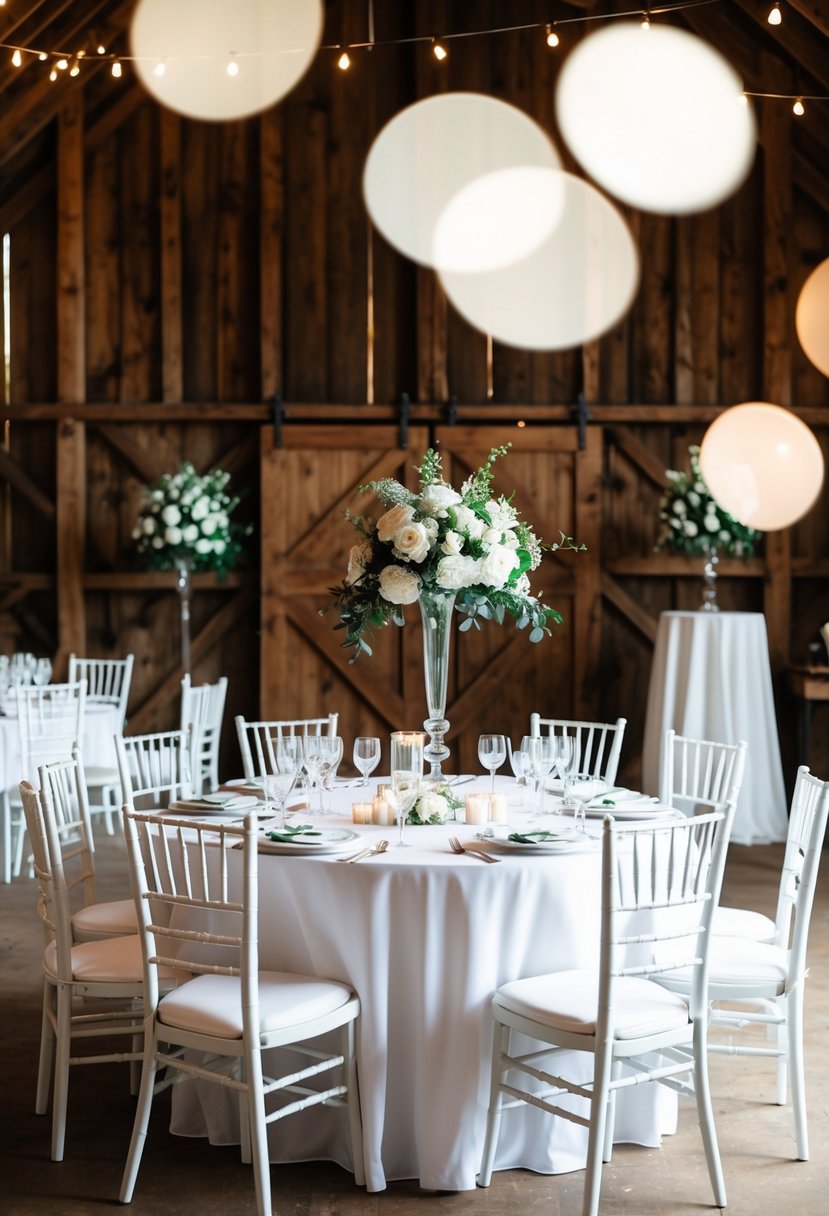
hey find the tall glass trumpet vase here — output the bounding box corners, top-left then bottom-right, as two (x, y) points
(418, 589), (457, 785)
(700, 546), (719, 613)
(174, 558), (193, 675)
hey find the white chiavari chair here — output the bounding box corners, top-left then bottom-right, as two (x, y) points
(530, 715), (627, 786)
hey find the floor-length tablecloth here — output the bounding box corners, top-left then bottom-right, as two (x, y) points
(0, 701), (119, 789)
(170, 780), (675, 1191)
(642, 610), (787, 844)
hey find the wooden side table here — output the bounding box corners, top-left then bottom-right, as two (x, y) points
(787, 666), (829, 769)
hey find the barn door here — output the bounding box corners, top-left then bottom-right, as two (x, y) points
(260, 422), (601, 774)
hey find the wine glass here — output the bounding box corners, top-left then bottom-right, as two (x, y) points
(520, 735), (556, 816)
(388, 731), (424, 848)
(264, 770), (297, 829)
(302, 736), (324, 811)
(33, 658), (52, 687)
(556, 737), (589, 832)
(353, 737), (381, 787)
(478, 734), (506, 794)
(318, 736), (344, 814)
(508, 743), (532, 811)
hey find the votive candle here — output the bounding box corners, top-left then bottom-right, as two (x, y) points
(352, 801), (373, 825)
(372, 795), (395, 826)
(488, 792), (508, 822)
(464, 794), (489, 825)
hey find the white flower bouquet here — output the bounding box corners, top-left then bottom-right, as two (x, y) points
(406, 785), (463, 825)
(655, 445), (761, 558)
(330, 444), (583, 658)
(132, 462), (250, 577)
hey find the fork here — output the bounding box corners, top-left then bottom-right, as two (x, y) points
(448, 836), (500, 863)
(339, 839), (389, 863)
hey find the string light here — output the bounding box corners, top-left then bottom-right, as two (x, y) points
(641, 12), (652, 29)
(153, 60), (166, 77)
(69, 59), (80, 77)
(97, 44), (106, 55)
(56, 58), (68, 70)
(767, 3), (782, 25)
(545, 24), (560, 48)
(793, 96), (805, 116)
(49, 68), (57, 82)
(38, 52), (48, 62)
(226, 54), (239, 77)
(11, 48), (21, 67)
(432, 38), (448, 61)
(337, 48), (351, 70)
(111, 60), (122, 78)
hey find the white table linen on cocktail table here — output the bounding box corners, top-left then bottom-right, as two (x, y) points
(0, 701), (119, 788)
(642, 610), (787, 844)
(169, 779), (675, 1192)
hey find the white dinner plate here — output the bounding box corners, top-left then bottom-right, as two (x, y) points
(258, 828), (360, 855)
(168, 795), (260, 816)
(478, 831), (599, 854)
(577, 803), (679, 821)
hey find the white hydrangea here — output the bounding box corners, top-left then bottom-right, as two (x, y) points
(164, 526), (182, 545)
(378, 565), (421, 605)
(435, 554), (481, 591)
(161, 505), (181, 526)
(191, 496), (211, 522)
(479, 544), (519, 589)
(418, 483), (462, 517)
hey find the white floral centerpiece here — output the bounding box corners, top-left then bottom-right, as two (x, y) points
(655, 445), (761, 558)
(406, 785), (463, 825)
(331, 444), (581, 657)
(132, 462), (250, 577)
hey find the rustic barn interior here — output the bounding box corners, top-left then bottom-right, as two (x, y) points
(2, 0), (829, 1212)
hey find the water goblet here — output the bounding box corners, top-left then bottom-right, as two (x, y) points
(302, 736), (324, 811)
(520, 735), (556, 815)
(508, 743), (532, 811)
(353, 736), (381, 787)
(264, 770), (297, 829)
(318, 735), (344, 814)
(33, 658), (52, 687)
(389, 731), (425, 848)
(478, 733), (507, 795)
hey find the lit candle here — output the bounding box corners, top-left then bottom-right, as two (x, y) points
(352, 802), (373, 825)
(488, 792), (508, 822)
(464, 794), (489, 825)
(372, 795), (395, 826)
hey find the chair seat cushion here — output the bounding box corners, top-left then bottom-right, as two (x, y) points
(84, 766), (119, 786)
(72, 898), (138, 941)
(712, 905), (776, 943)
(45, 933), (165, 984)
(495, 969), (690, 1040)
(660, 938), (788, 992)
(158, 971), (355, 1040)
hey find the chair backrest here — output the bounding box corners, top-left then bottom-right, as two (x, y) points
(601, 809), (729, 1030)
(235, 713), (338, 781)
(659, 731), (748, 817)
(181, 674), (228, 794)
(38, 750), (98, 914)
(16, 680), (87, 782)
(530, 715), (627, 785)
(772, 766), (829, 966)
(123, 807), (255, 1018)
(68, 654), (134, 731)
(116, 729), (196, 810)
(18, 779), (76, 980)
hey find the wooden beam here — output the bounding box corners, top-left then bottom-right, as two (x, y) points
(573, 428), (603, 719)
(0, 448), (55, 520)
(93, 423), (164, 485)
(601, 573), (658, 644)
(260, 108), (284, 400)
(734, 0), (829, 91)
(607, 426), (668, 488)
(159, 111), (184, 403)
(787, 0), (829, 39)
(55, 93), (87, 670)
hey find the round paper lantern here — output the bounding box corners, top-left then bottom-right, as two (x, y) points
(699, 403), (824, 531)
(363, 93), (560, 271)
(130, 0), (323, 122)
(438, 171), (639, 352)
(796, 257), (829, 378)
(555, 23), (757, 215)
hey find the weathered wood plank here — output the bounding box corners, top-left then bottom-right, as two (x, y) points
(120, 104), (158, 403)
(260, 109), (284, 401)
(160, 111), (183, 404)
(601, 573), (659, 644)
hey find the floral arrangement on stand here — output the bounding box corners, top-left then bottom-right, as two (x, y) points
(132, 461), (250, 577)
(330, 443), (583, 658)
(655, 445), (761, 558)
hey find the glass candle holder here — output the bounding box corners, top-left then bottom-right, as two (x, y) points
(464, 794), (489, 825)
(351, 801), (374, 825)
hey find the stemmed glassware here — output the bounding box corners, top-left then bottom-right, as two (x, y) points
(478, 733), (507, 794)
(33, 658), (52, 687)
(386, 731), (424, 848)
(318, 736), (344, 814)
(508, 741), (532, 811)
(556, 737), (589, 832)
(353, 736), (381, 787)
(265, 737), (304, 827)
(264, 771), (297, 829)
(520, 735), (557, 816)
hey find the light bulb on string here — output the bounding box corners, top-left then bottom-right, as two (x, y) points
(337, 48), (351, 70)
(226, 53), (239, 77)
(432, 38), (447, 61)
(153, 60), (166, 77)
(97, 44), (106, 55)
(11, 48), (22, 67)
(111, 60), (122, 77)
(38, 52), (48, 61)
(57, 58), (68, 70)
(546, 24), (560, 48)
(640, 13), (652, 30)
(69, 59), (80, 77)
(793, 96), (805, 116)
(768, 3), (782, 25)
(49, 68), (57, 81)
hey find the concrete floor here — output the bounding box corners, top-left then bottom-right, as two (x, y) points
(2, 835), (828, 1216)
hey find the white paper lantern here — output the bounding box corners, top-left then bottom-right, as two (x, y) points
(130, 0), (323, 122)
(796, 257), (829, 379)
(363, 93), (560, 271)
(438, 171), (639, 352)
(555, 23), (757, 215)
(699, 403), (824, 531)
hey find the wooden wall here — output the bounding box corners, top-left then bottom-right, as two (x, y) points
(1, 0), (828, 784)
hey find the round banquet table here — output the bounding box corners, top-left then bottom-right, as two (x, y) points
(169, 777), (676, 1192)
(0, 700), (119, 789)
(641, 610), (788, 845)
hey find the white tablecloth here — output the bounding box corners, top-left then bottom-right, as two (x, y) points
(641, 610), (787, 844)
(0, 701), (119, 790)
(170, 778), (675, 1192)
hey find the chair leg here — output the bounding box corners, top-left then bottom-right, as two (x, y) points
(692, 1021), (727, 1208)
(477, 1020), (509, 1188)
(775, 1015), (788, 1106)
(119, 1028), (160, 1203)
(245, 1048), (272, 1216)
(51, 986), (73, 1161)
(1, 791), (11, 885)
(787, 988), (809, 1161)
(343, 1017), (365, 1186)
(12, 808), (27, 878)
(36, 980), (56, 1115)
(581, 1043), (613, 1216)
(602, 1061), (621, 1163)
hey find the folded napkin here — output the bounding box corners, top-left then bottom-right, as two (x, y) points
(585, 790), (658, 809)
(169, 794), (259, 813)
(507, 830), (580, 844)
(265, 823), (323, 843)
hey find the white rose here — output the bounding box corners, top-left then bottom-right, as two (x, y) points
(479, 544), (519, 589)
(378, 565), (421, 605)
(453, 505), (485, 540)
(687, 491), (700, 507)
(346, 541), (372, 584)
(195, 538), (212, 554)
(683, 520), (699, 537)
(418, 483), (462, 517)
(672, 500), (687, 516)
(164, 526), (182, 545)
(191, 496), (211, 522)
(182, 524), (199, 543)
(441, 530), (464, 556)
(393, 521), (431, 563)
(377, 504), (415, 542)
(161, 505), (181, 526)
(142, 517), (156, 535)
(502, 530), (520, 550)
(482, 526), (502, 546)
(417, 793), (447, 822)
(704, 515), (720, 532)
(151, 536), (164, 549)
(151, 489), (164, 503)
(719, 530), (731, 543)
(213, 539), (226, 555)
(201, 516), (218, 535)
(436, 554), (481, 591)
